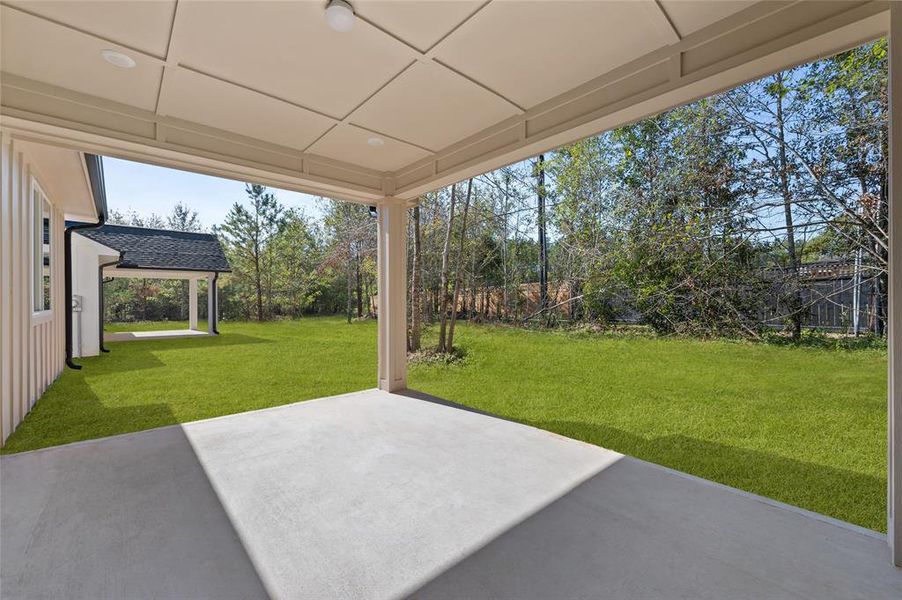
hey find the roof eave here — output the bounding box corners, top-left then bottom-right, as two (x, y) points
(82, 153), (107, 221)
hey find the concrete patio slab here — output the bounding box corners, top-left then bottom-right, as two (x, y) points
(104, 329), (211, 342)
(2, 389), (901, 599)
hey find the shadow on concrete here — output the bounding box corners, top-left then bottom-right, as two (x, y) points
(404, 452), (901, 600)
(0, 423), (270, 599)
(398, 392), (898, 598)
(398, 388), (514, 421)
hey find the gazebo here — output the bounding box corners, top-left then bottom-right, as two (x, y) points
(71, 223), (230, 355)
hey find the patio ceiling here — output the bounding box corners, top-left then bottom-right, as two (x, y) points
(0, 1), (890, 203)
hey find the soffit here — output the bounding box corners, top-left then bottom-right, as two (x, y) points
(4, 0), (176, 57)
(17, 139), (93, 217)
(433, 0), (672, 109)
(658, 0), (758, 38)
(0, 1), (886, 201)
(0, 6), (163, 111)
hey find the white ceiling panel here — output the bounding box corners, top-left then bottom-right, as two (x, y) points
(355, 0), (483, 52)
(308, 124), (430, 172)
(158, 68), (336, 152)
(659, 0), (757, 38)
(1, 6), (163, 111)
(174, 0), (414, 119)
(435, 1), (670, 109)
(3, 0), (176, 58)
(351, 61), (519, 151)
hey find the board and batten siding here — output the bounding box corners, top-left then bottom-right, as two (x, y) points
(0, 131), (67, 446)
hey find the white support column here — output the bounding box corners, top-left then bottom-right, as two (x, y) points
(889, 1), (902, 567)
(376, 198), (407, 392)
(188, 278), (198, 331)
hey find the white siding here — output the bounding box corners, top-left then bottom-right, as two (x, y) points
(71, 234), (117, 358)
(0, 131), (67, 445)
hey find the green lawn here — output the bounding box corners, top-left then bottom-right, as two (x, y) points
(3, 317), (887, 532)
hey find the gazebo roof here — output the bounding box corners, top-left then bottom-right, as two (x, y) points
(78, 224), (231, 273)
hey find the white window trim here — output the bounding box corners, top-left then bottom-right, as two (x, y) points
(31, 178), (52, 321)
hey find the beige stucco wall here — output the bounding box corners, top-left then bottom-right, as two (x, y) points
(0, 131), (69, 445)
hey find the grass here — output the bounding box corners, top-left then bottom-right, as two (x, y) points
(3, 317), (887, 532)
(3, 318), (377, 454)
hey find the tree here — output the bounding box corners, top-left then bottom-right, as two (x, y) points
(320, 200), (376, 323)
(447, 179), (473, 352)
(408, 204), (423, 352)
(536, 155), (549, 315)
(167, 202), (202, 232)
(436, 183), (458, 352)
(218, 184), (284, 321)
(271, 209), (325, 317)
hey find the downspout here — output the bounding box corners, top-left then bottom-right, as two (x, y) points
(98, 253), (123, 353)
(212, 271), (220, 334)
(66, 154), (107, 369)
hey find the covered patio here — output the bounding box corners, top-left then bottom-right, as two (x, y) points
(2, 0), (902, 594)
(2, 389), (900, 599)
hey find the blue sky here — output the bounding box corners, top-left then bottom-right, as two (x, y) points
(102, 157), (324, 230)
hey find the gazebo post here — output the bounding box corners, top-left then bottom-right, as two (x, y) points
(207, 273), (218, 335)
(188, 278), (198, 331)
(376, 198), (407, 392)
(889, 0), (902, 567)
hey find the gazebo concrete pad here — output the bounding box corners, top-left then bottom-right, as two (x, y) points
(105, 329), (211, 342)
(2, 389), (901, 599)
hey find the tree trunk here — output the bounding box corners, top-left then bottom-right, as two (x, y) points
(775, 72), (802, 341)
(437, 184), (458, 352)
(447, 179), (473, 352)
(355, 252), (363, 318)
(469, 249), (477, 318)
(409, 204), (423, 352)
(536, 154), (549, 321)
(502, 171), (511, 319)
(876, 176), (889, 335)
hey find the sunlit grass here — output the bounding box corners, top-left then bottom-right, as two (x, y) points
(3, 317), (886, 531)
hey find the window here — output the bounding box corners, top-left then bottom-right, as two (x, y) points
(33, 182), (51, 312)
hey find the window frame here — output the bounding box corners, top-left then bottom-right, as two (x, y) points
(31, 178), (52, 319)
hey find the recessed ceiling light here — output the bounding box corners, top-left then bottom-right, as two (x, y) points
(325, 0), (355, 33)
(101, 49), (136, 69)
(367, 137), (385, 147)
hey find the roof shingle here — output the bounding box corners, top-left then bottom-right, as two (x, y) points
(78, 224), (231, 272)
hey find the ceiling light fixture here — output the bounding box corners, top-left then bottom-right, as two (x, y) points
(325, 0), (355, 32)
(100, 49), (136, 69)
(367, 137), (385, 147)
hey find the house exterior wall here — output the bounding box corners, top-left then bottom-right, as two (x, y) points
(0, 131), (68, 445)
(71, 234), (117, 358)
